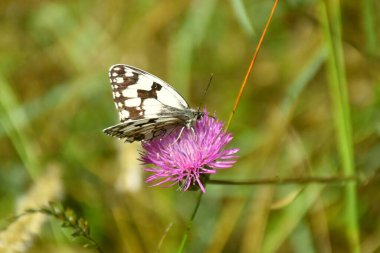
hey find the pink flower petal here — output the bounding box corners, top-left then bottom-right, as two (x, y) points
(141, 109), (239, 192)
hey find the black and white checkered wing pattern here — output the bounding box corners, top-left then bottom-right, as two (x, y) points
(103, 64), (197, 143)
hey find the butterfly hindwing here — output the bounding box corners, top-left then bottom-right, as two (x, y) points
(103, 117), (183, 142)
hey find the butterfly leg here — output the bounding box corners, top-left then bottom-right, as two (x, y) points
(190, 126), (197, 141)
(170, 126), (186, 146)
(177, 172), (193, 191)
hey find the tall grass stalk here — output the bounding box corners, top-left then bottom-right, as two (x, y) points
(361, 0), (378, 57)
(320, 1), (360, 252)
(0, 76), (40, 179)
(168, 0), (217, 97)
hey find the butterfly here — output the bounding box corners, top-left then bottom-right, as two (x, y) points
(103, 64), (204, 143)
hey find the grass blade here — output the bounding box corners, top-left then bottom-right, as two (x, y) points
(320, 1), (360, 251)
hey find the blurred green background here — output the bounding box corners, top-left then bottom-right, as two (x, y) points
(1, 0), (379, 252)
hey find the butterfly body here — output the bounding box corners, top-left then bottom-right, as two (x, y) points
(103, 64), (203, 143)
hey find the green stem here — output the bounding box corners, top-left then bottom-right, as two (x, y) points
(208, 176), (357, 186)
(177, 191), (203, 253)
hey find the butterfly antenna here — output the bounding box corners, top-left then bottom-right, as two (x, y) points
(197, 73), (214, 112)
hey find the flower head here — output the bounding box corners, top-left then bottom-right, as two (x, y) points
(141, 110), (239, 192)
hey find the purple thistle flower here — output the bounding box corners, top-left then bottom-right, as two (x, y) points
(141, 110), (239, 192)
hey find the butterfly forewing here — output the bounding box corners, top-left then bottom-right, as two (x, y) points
(109, 64), (188, 121)
(104, 64), (202, 143)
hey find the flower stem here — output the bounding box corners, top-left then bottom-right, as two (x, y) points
(177, 191), (203, 253)
(208, 175), (357, 186)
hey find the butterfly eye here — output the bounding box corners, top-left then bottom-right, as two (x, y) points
(196, 112), (205, 120)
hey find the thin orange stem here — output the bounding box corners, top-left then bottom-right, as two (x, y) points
(225, 0), (280, 130)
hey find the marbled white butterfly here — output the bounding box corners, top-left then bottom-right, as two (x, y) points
(103, 64), (204, 143)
